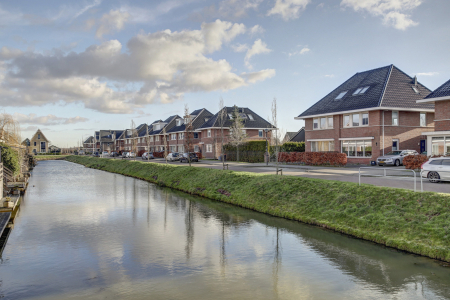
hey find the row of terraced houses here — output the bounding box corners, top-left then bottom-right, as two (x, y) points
(84, 64), (450, 163)
(83, 107), (274, 159)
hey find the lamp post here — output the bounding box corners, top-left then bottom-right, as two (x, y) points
(265, 128), (269, 166)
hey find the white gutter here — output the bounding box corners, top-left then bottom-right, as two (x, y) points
(339, 137), (374, 140)
(416, 96), (450, 103)
(294, 107), (434, 120)
(307, 138), (334, 142)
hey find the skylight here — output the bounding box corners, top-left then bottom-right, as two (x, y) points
(248, 114), (254, 120)
(412, 86), (419, 94)
(228, 113), (233, 119)
(335, 91), (348, 100)
(353, 86), (370, 95)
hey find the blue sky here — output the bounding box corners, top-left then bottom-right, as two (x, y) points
(1, 0), (449, 147)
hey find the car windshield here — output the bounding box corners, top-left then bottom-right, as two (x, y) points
(386, 151), (402, 155)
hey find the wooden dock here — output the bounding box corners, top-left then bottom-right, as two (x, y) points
(0, 195), (21, 212)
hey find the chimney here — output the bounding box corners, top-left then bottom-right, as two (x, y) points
(413, 76), (418, 86)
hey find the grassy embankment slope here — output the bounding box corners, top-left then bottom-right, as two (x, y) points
(35, 155), (69, 161)
(66, 156), (450, 262)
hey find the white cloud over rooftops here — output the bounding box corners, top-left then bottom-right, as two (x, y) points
(341, 0), (422, 30)
(267, 0), (311, 20)
(14, 113), (88, 125)
(0, 20), (275, 114)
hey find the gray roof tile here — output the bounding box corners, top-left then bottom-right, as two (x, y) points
(425, 79), (450, 99)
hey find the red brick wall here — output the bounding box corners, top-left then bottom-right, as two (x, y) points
(435, 100), (450, 131)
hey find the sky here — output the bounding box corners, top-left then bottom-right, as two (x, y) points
(1, 0), (449, 147)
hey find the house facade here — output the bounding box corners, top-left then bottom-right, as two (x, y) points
(296, 65), (435, 164)
(417, 79), (450, 155)
(29, 129), (49, 154)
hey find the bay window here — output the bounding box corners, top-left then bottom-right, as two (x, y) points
(341, 140), (373, 157)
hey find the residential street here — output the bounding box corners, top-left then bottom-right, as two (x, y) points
(109, 156), (449, 194)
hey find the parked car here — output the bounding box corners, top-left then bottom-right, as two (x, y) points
(420, 151), (428, 156)
(421, 157), (450, 183)
(122, 152), (130, 158)
(110, 152), (119, 157)
(93, 152), (100, 157)
(179, 153), (199, 163)
(102, 151), (109, 157)
(129, 152), (136, 158)
(166, 153), (180, 162)
(79, 150), (85, 155)
(142, 152), (154, 160)
(377, 150), (418, 166)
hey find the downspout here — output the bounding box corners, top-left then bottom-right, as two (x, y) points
(382, 111), (385, 156)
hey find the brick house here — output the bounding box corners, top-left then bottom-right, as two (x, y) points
(295, 65), (435, 164)
(83, 136), (95, 151)
(149, 116), (179, 152)
(166, 108), (213, 154)
(416, 79), (450, 155)
(197, 106), (274, 159)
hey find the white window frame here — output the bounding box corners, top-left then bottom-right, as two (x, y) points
(207, 129), (211, 137)
(420, 112), (426, 127)
(171, 134), (176, 140)
(179, 133), (184, 139)
(343, 112), (369, 128)
(341, 140), (373, 158)
(313, 116), (334, 130)
(206, 144), (212, 152)
(150, 137), (153, 142)
(155, 136), (159, 142)
(392, 111), (399, 126)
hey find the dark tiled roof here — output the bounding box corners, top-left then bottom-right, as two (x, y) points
(425, 79), (450, 99)
(289, 128), (305, 142)
(114, 131), (123, 139)
(190, 109), (203, 115)
(298, 65), (433, 118)
(284, 132), (297, 141)
(84, 136), (94, 143)
(151, 115), (179, 135)
(199, 106), (274, 129)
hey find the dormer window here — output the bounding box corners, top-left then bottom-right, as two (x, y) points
(176, 119), (183, 126)
(335, 91), (347, 100)
(248, 114), (254, 120)
(353, 86), (370, 95)
(204, 118), (209, 122)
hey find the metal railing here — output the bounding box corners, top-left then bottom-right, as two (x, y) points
(359, 167), (417, 192)
(420, 170), (450, 192)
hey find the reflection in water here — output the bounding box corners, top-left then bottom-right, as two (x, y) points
(0, 160), (449, 300)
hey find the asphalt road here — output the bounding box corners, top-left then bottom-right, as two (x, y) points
(99, 155), (449, 194)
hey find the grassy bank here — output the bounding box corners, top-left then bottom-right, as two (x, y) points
(66, 156), (450, 262)
(35, 155), (69, 161)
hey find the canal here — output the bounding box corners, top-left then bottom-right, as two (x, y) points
(0, 160), (449, 299)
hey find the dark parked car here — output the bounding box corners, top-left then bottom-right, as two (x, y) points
(110, 152), (119, 157)
(93, 152), (100, 157)
(179, 153), (199, 163)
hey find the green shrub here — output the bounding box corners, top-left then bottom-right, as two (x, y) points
(0, 143), (20, 175)
(281, 142), (305, 152)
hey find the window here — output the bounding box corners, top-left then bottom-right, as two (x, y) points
(311, 141), (334, 152)
(412, 86), (419, 94)
(431, 136), (450, 156)
(38, 134), (41, 139)
(341, 140), (372, 157)
(207, 130), (211, 137)
(392, 139), (399, 151)
(155, 136), (159, 142)
(344, 115), (350, 127)
(34, 142), (36, 146)
(154, 124), (160, 130)
(362, 113), (369, 126)
(344, 112), (368, 127)
(228, 114), (233, 119)
(392, 111), (399, 126)
(420, 113), (426, 127)
(179, 133), (184, 139)
(204, 118), (209, 122)
(171, 134), (176, 140)
(313, 119), (319, 129)
(248, 114), (254, 121)
(170, 146), (176, 152)
(259, 130), (263, 137)
(193, 133), (199, 139)
(353, 86), (370, 95)
(442, 160), (450, 166)
(206, 144), (212, 152)
(335, 91), (347, 100)
(176, 119), (183, 126)
(314, 116), (333, 130)
(241, 129), (246, 134)
(194, 145), (199, 152)
(429, 160), (442, 165)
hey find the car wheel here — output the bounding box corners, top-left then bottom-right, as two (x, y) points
(394, 160), (400, 167)
(428, 171), (441, 183)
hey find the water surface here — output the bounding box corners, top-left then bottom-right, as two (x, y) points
(0, 160), (449, 299)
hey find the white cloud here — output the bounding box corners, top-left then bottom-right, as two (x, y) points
(241, 69), (276, 83)
(232, 43), (249, 52)
(95, 10), (130, 38)
(324, 74), (335, 78)
(288, 46), (310, 57)
(14, 113), (89, 125)
(341, 0), (422, 30)
(72, 0), (102, 21)
(416, 72), (439, 76)
(245, 39), (272, 69)
(249, 24), (265, 35)
(192, 0), (263, 21)
(0, 20), (275, 114)
(0, 47), (23, 60)
(267, 0), (311, 20)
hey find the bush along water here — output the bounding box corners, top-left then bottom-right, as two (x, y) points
(0, 142), (21, 175)
(66, 155), (450, 262)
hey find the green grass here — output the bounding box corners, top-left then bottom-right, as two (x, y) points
(66, 155), (450, 262)
(35, 155), (69, 161)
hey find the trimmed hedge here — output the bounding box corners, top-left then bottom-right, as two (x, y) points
(224, 150), (265, 163)
(403, 155), (428, 170)
(278, 152), (347, 166)
(282, 142), (305, 153)
(0, 143), (21, 175)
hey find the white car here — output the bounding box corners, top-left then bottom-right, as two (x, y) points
(166, 153), (180, 161)
(101, 151), (109, 157)
(421, 157), (450, 183)
(129, 152), (136, 158)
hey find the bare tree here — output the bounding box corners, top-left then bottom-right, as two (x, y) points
(184, 104), (194, 166)
(218, 98), (226, 169)
(228, 106), (247, 162)
(146, 124), (150, 161)
(271, 98), (279, 170)
(131, 120), (138, 160)
(0, 113), (22, 146)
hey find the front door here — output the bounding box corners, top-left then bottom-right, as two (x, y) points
(420, 140), (426, 154)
